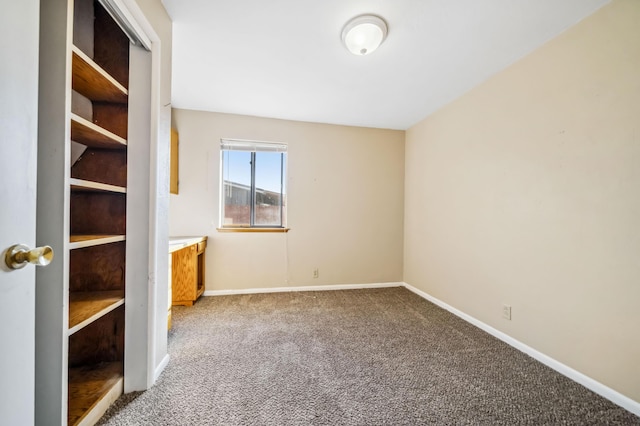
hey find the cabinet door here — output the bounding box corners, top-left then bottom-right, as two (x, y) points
(172, 246), (197, 303)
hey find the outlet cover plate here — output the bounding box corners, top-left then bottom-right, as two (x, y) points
(502, 304), (512, 320)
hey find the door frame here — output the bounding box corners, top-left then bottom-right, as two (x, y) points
(113, 0), (171, 392)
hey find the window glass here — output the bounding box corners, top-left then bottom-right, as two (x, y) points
(254, 151), (286, 226)
(220, 140), (287, 228)
(222, 150), (252, 226)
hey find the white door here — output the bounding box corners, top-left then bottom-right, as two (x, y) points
(0, 0), (42, 424)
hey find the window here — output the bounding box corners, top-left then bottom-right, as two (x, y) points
(220, 139), (287, 229)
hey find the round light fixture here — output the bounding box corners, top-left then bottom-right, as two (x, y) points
(341, 14), (388, 56)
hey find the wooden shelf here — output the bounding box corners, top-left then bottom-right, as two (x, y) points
(68, 362), (123, 426)
(70, 178), (126, 194)
(71, 113), (127, 149)
(70, 235), (125, 250)
(68, 291), (125, 336)
(72, 45), (127, 103)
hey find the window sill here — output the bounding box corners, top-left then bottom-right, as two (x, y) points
(216, 227), (290, 233)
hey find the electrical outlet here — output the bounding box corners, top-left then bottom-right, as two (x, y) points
(502, 304), (512, 320)
(312, 268), (319, 278)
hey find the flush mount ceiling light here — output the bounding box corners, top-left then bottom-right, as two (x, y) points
(341, 14), (388, 56)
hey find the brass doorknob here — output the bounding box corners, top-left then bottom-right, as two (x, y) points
(4, 244), (54, 270)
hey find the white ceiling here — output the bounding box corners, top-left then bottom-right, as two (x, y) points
(161, 0), (609, 130)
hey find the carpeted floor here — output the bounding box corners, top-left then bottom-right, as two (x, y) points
(98, 287), (639, 425)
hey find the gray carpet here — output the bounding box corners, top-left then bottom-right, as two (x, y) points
(98, 287), (639, 425)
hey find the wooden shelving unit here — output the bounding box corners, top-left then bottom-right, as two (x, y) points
(66, 1), (130, 424)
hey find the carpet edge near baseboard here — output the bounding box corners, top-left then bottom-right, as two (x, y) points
(401, 281), (640, 418)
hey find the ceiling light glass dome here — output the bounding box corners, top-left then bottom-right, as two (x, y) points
(341, 15), (388, 56)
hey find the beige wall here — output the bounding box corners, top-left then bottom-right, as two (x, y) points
(405, 0), (640, 402)
(170, 109), (405, 290)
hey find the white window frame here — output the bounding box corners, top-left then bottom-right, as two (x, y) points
(219, 139), (288, 230)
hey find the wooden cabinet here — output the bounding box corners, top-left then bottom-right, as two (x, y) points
(171, 238), (207, 306)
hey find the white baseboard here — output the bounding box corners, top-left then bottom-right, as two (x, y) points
(203, 282), (403, 297)
(401, 282), (640, 417)
(154, 354), (170, 382)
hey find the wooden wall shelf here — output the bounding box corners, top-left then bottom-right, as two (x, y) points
(68, 291), (125, 335)
(69, 235), (125, 250)
(70, 178), (126, 194)
(71, 114), (127, 149)
(72, 45), (127, 103)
